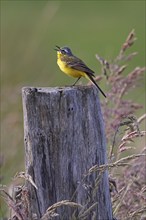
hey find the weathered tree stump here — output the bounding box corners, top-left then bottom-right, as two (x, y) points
(22, 86), (113, 220)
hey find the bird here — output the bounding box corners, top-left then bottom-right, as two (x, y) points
(55, 46), (106, 98)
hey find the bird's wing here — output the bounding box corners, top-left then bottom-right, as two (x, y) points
(65, 56), (95, 77)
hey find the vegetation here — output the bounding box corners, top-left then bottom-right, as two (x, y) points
(1, 30), (145, 220)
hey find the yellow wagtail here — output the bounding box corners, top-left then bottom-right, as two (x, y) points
(55, 46), (106, 98)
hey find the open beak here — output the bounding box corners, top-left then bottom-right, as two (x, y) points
(54, 45), (61, 51)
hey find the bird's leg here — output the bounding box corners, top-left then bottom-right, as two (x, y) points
(72, 77), (81, 86)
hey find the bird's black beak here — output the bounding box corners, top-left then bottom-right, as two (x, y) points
(54, 45), (61, 51)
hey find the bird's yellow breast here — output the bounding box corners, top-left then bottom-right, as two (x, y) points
(57, 53), (85, 78)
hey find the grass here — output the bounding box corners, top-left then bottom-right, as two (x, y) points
(1, 29), (146, 219)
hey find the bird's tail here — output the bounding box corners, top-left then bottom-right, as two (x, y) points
(87, 74), (106, 98)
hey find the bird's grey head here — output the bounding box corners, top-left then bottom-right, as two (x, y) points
(55, 46), (73, 55)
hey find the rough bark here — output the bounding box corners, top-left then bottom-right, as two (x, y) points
(22, 86), (113, 220)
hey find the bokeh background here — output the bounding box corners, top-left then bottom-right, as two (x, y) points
(0, 0), (145, 217)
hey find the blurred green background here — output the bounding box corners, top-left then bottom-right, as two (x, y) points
(0, 0), (145, 217)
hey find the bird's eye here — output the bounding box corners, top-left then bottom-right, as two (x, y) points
(61, 49), (66, 54)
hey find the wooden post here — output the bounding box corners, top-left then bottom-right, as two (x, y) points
(22, 86), (113, 220)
